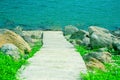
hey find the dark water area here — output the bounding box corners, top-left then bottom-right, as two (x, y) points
(0, 0), (120, 30)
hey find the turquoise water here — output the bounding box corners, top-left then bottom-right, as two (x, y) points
(0, 0), (120, 30)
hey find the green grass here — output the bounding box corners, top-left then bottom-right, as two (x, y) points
(24, 42), (42, 59)
(76, 46), (120, 80)
(75, 46), (93, 56)
(112, 55), (120, 66)
(0, 53), (25, 80)
(81, 63), (120, 80)
(0, 41), (42, 80)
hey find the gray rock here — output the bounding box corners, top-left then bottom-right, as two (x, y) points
(70, 30), (89, 40)
(22, 35), (33, 43)
(83, 52), (112, 63)
(89, 26), (114, 48)
(82, 37), (90, 46)
(69, 30), (90, 46)
(97, 47), (108, 52)
(64, 35), (71, 40)
(111, 30), (120, 37)
(1, 43), (21, 60)
(64, 25), (79, 35)
(0, 29), (8, 34)
(0, 29), (31, 53)
(112, 39), (120, 53)
(13, 26), (24, 36)
(71, 40), (77, 46)
(68, 39), (82, 46)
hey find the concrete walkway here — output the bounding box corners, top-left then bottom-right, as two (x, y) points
(19, 31), (87, 80)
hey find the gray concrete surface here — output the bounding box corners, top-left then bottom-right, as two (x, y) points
(18, 31), (87, 80)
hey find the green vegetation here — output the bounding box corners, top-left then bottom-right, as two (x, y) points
(81, 63), (120, 80)
(76, 46), (93, 56)
(76, 46), (120, 80)
(0, 42), (42, 80)
(112, 55), (120, 66)
(25, 42), (42, 59)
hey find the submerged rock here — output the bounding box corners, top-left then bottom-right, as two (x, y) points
(1, 43), (21, 60)
(0, 29), (31, 53)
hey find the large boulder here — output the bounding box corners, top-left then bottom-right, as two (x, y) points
(112, 39), (120, 53)
(81, 37), (90, 46)
(0, 29), (31, 53)
(83, 52), (112, 63)
(0, 43), (21, 60)
(83, 51), (111, 70)
(70, 30), (90, 46)
(111, 30), (120, 37)
(70, 30), (89, 40)
(64, 25), (79, 35)
(89, 26), (114, 48)
(86, 58), (105, 70)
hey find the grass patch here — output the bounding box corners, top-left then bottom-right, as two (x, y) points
(112, 55), (120, 66)
(81, 64), (120, 80)
(75, 46), (93, 56)
(0, 41), (42, 80)
(76, 46), (120, 80)
(24, 42), (42, 59)
(0, 53), (25, 80)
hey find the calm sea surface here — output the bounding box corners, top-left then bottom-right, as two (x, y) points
(0, 0), (120, 30)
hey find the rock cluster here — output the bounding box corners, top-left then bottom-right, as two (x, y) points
(22, 30), (43, 46)
(64, 25), (120, 70)
(0, 29), (36, 60)
(0, 27), (43, 60)
(0, 29), (31, 53)
(65, 26), (120, 51)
